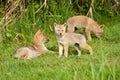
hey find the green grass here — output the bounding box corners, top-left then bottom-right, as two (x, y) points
(0, 4), (120, 80)
(0, 17), (120, 80)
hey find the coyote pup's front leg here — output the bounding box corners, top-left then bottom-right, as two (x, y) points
(64, 44), (69, 57)
(59, 43), (63, 57)
(85, 28), (92, 40)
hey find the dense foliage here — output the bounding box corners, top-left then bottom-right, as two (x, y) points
(0, 0), (119, 44)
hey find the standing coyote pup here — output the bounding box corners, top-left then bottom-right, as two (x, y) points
(54, 23), (93, 57)
(67, 15), (104, 40)
(14, 30), (54, 59)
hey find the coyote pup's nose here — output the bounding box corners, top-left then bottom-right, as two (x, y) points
(60, 33), (62, 35)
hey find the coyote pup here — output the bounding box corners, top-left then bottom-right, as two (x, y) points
(54, 23), (93, 57)
(14, 30), (54, 59)
(67, 15), (104, 40)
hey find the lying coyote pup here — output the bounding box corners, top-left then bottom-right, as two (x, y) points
(67, 15), (104, 40)
(54, 23), (93, 57)
(14, 30), (54, 59)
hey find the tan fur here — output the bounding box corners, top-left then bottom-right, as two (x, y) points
(67, 15), (104, 40)
(54, 23), (93, 57)
(14, 30), (55, 59)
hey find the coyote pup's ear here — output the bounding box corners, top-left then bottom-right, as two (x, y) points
(54, 23), (57, 27)
(100, 25), (104, 29)
(34, 30), (42, 38)
(36, 30), (42, 35)
(63, 23), (67, 27)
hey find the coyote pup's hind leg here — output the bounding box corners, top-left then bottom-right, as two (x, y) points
(79, 42), (93, 55)
(14, 49), (28, 59)
(67, 24), (75, 32)
(74, 43), (81, 56)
